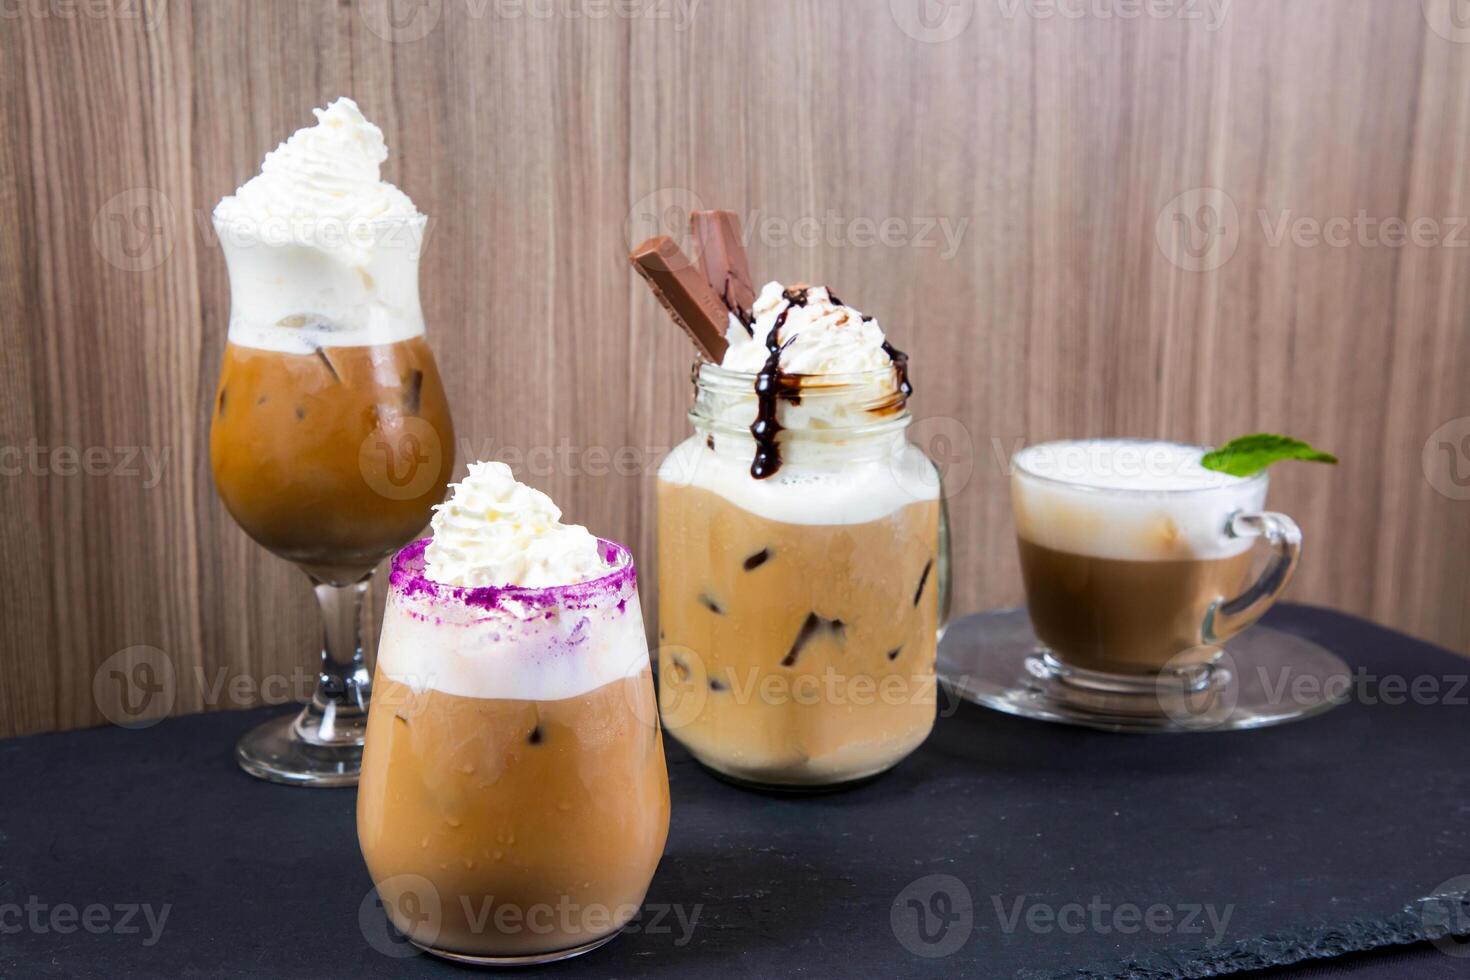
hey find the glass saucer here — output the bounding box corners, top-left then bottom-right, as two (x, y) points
(936, 608), (1351, 733)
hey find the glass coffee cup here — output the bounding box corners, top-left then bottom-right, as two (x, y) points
(989, 435), (1355, 733)
(937, 438), (1348, 733)
(210, 213), (455, 785)
(655, 362), (948, 790)
(1010, 438), (1298, 686)
(357, 538), (669, 965)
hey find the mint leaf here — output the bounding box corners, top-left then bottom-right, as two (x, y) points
(1201, 434), (1338, 477)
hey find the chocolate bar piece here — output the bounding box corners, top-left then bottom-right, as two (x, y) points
(630, 235), (730, 362)
(690, 210), (756, 326)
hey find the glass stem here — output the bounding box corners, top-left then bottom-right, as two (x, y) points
(293, 575), (373, 747)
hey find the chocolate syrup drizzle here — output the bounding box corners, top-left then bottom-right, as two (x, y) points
(749, 287), (811, 480)
(882, 340), (913, 399)
(747, 287), (912, 480)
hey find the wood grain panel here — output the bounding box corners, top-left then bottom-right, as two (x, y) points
(1378, 19), (1470, 650)
(0, 16), (56, 736)
(1, 0), (1467, 737)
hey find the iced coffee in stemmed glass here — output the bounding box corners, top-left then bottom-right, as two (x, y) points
(209, 98), (454, 785)
(358, 462), (669, 964)
(632, 217), (947, 790)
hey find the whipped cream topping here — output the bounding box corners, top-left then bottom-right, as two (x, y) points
(721, 283), (895, 376)
(214, 97), (419, 230)
(424, 462), (610, 588)
(661, 280), (930, 521)
(212, 98), (427, 355)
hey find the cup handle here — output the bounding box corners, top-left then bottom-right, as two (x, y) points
(1202, 511), (1302, 644)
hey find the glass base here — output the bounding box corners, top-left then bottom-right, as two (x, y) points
(235, 707), (365, 787)
(696, 760), (889, 795)
(412, 930), (619, 966)
(936, 607), (1351, 733)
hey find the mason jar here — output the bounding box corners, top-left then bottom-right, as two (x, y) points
(655, 361), (948, 790)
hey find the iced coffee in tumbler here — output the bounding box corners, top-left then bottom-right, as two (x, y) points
(358, 462), (669, 964)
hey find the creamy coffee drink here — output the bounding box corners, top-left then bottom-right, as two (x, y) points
(211, 97), (454, 586)
(656, 282), (942, 789)
(358, 463), (669, 964)
(1012, 440), (1267, 675)
(658, 481), (938, 785)
(211, 97), (456, 784)
(211, 337), (453, 582)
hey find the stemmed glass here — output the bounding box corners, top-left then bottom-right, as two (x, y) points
(209, 213), (454, 785)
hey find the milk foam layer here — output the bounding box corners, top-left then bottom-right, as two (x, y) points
(658, 437), (938, 525)
(379, 539), (648, 701)
(213, 98), (426, 355)
(1011, 440), (1266, 562)
(425, 462), (608, 588)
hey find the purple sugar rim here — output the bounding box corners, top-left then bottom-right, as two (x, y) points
(389, 537), (636, 612)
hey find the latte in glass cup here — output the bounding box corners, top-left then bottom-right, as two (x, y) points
(1011, 439), (1298, 680)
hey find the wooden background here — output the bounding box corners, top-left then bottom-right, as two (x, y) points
(2, 0), (1468, 737)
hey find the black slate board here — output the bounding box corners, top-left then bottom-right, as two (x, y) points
(1, 605), (1468, 979)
